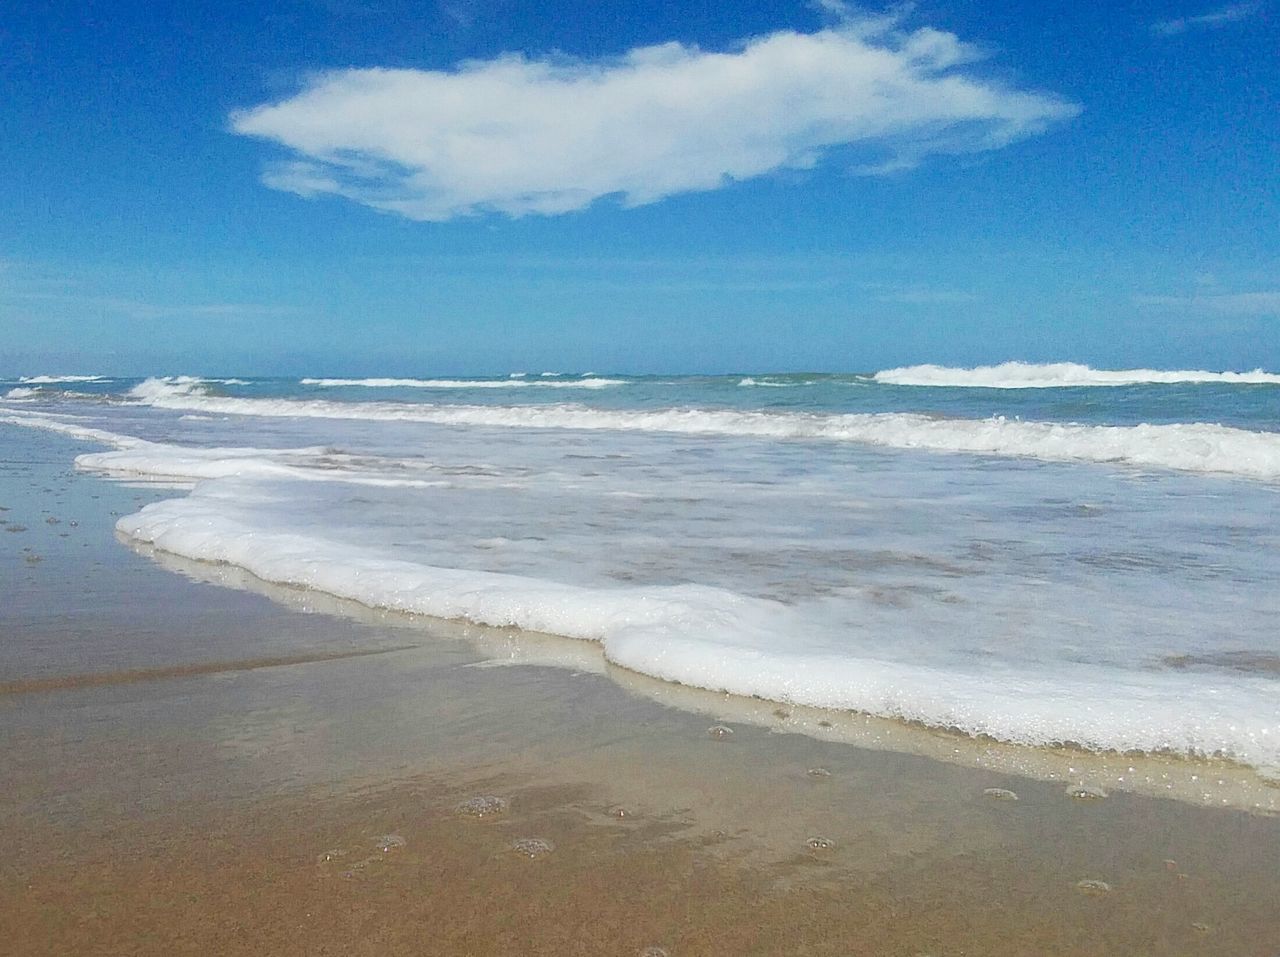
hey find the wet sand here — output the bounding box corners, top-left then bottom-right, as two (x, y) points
(3, 428), (1280, 955)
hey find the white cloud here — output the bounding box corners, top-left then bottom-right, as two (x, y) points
(231, 18), (1079, 221)
(1151, 3), (1263, 36)
(1135, 291), (1280, 316)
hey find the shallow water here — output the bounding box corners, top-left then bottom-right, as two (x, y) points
(3, 364), (1278, 770)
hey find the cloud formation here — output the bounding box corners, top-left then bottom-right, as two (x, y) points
(1151, 2), (1263, 36)
(231, 18), (1079, 221)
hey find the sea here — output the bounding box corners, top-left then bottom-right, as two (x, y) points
(3, 362), (1279, 774)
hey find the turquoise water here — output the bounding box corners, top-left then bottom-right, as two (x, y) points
(8, 368), (1279, 429)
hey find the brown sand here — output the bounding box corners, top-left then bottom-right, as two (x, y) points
(5, 754), (1280, 956)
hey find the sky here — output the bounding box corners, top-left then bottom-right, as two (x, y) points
(1, 0), (1277, 375)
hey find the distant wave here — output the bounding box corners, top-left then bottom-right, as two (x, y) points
(124, 377), (1280, 481)
(738, 376), (808, 387)
(5, 387), (102, 401)
(300, 376), (625, 389)
(118, 377), (247, 403)
(873, 362), (1280, 388)
(18, 374), (109, 384)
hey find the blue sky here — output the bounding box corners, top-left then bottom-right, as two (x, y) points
(2, 0), (1277, 375)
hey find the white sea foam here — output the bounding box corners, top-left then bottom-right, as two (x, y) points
(5, 388), (40, 399)
(0, 410), (450, 488)
(76, 447), (454, 488)
(0, 409), (148, 447)
(124, 378), (1280, 481)
(738, 376), (801, 387)
(299, 376), (624, 389)
(873, 361), (1280, 388)
(109, 486), (1280, 772)
(126, 376), (214, 401)
(17, 374), (109, 384)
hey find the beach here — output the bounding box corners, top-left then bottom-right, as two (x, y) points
(4, 418), (1280, 955)
(7, 0), (1277, 947)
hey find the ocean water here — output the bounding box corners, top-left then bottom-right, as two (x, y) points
(3, 363), (1279, 772)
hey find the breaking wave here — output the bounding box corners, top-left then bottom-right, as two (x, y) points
(124, 377), (1280, 481)
(299, 376), (625, 389)
(873, 361), (1280, 388)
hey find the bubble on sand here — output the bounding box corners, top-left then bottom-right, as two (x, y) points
(807, 767), (832, 777)
(707, 725), (733, 739)
(1074, 879), (1112, 896)
(639, 948), (670, 957)
(340, 857), (374, 878)
(511, 837), (555, 858)
(1190, 921), (1212, 935)
(1066, 785), (1108, 801)
(806, 836), (835, 850)
(1163, 859), (1178, 872)
(455, 795), (509, 818)
(983, 787), (1019, 801)
(316, 848), (347, 864)
(44, 516), (59, 525)
(375, 833), (406, 852)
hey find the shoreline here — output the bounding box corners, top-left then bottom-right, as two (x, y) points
(3, 426), (1280, 954)
(127, 537), (1280, 816)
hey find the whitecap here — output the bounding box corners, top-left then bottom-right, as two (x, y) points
(872, 361), (1280, 388)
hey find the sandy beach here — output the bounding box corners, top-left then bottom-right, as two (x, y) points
(1, 429), (1277, 956)
(7, 0), (1279, 949)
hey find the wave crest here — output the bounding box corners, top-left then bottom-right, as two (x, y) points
(122, 383), (1280, 481)
(873, 361), (1280, 388)
(299, 376), (624, 389)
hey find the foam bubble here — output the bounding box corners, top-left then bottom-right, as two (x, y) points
(510, 837), (554, 858)
(455, 795), (509, 818)
(375, 834), (406, 852)
(1075, 879), (1112, 895)
(982, 788), (1019, 801)
(1065, 785), (1108, 800)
